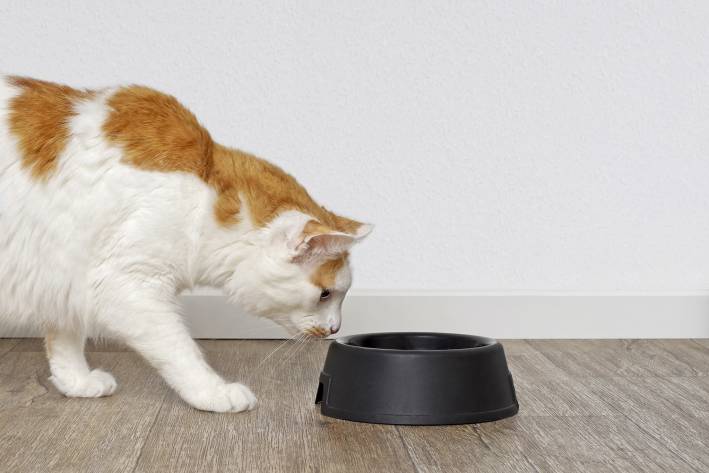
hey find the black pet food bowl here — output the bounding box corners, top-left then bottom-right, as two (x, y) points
(315, 332), (518, 425)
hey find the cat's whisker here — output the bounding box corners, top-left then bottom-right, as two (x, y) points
(267, 334), (300, 368)
(278, 334), (307, 367)
(279, 331), (315, 368)
(272, 332), (308, 371)
(253, 334), (299, 372)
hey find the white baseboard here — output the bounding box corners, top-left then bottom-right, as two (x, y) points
(3, 292), (707, 339)
(182, 291), (709, 339)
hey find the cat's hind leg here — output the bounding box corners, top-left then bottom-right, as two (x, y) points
(46, 331), (117, 397)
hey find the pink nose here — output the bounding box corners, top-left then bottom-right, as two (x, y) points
(327, 317), (341, 335)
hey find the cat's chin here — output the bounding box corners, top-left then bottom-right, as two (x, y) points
(276, 323), (331, 339)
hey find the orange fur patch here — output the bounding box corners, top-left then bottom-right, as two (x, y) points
(8, 77), (93, 180)
(103, 86), (213, 179)
(310, 254), (348, 289)
(103, 84), (364, 234)
(209, 145), (362, 231)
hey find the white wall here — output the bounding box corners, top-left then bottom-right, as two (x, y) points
(2, 1), (708, 293)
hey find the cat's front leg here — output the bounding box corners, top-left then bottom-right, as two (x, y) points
(46, 330), (117, 397)
(99, 293), (256, 413)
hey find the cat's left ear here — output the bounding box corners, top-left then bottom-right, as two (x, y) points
(292, 220), (373, 262)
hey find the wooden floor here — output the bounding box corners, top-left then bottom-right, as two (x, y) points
(0, 339), (708, 472)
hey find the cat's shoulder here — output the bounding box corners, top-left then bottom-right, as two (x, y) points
(103, 84), (213, 177)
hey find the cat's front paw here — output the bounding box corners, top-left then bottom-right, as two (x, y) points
(183, 382), (257, 413)
(50, 369), (117, 398)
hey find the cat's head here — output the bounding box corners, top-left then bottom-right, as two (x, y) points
(224, 210), (372, 337)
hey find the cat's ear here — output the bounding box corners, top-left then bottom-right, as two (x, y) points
(352, 222), (374, 240)
(334, 215), (374, 241)
(291, 220), (372, 263)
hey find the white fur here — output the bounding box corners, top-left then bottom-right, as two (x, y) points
(0, 76), (369, 412)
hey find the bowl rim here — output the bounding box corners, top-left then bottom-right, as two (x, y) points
(334, 331), (499, 354)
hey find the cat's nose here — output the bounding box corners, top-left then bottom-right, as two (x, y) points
(328, 318), (341, 334)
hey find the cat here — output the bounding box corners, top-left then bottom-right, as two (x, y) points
(0, 76), (372, 412)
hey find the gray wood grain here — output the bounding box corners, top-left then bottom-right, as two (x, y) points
(620, 410), (709, 472)
(528, 339), (701, 378)
(397, 421), (539, 473)
(133, 340), (416, 473)
(497, 340), (539, 355)
(399, 415), (693, 473)
(515, 375), (617, 417)
(10, 337), (130, 353)
(648, 339), (709, 376)
(0, 339), (706, 473)
(0, 350), (167, 473)
(499, 342), (618, 417)
(0, 338), (19, 358)
(593, 376), (709, 418)
(584, 375), (709, 471)
(7, 338), (44, 352)
(518, 416), (697, 473)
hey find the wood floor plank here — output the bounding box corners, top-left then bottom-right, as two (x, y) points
(497, 340), (539, 355)
(0, 338), (20, 358)
(504, 340), (616, 417)
(583, 376), (708, 471)
(8, 338), (44, 352)
(506, 350), (570, 383)
(85, 339), (130, 352)
(197, 338), (277, 352)
(9, 337), (130, 353)
(0, 349), (54, 409)
(400, 415), (691, 473)
(529, 339), (700, 378)
(586, 376), (709, 419)
(621, 412), (709, 471)
(648, 340), (709, 376)
(0, 339), (703, 473)
(398, 420), (538, 473)
(685, 375), (709, 417)
(517, 416), (697, 473)
(0, 350), (167, 473)
(134, 340), (416, 473)
(514, 375), (616, 417)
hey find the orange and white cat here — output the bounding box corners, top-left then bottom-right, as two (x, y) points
(0, 76), (371, 412)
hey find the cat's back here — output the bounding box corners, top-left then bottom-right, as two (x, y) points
(0, 75), (210, 178)
(0, 75), (211, 215)
(0, 75), (122, 248)
(0, 76), (95, 178)
(0, 76), (108, 323)
(0, 75), (209, 325)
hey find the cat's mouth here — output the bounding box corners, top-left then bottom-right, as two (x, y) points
(287, 314), (333, 338)
(304, 326), (331, 338)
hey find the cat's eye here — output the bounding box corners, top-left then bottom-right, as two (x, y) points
(320, 289), (331, 301)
